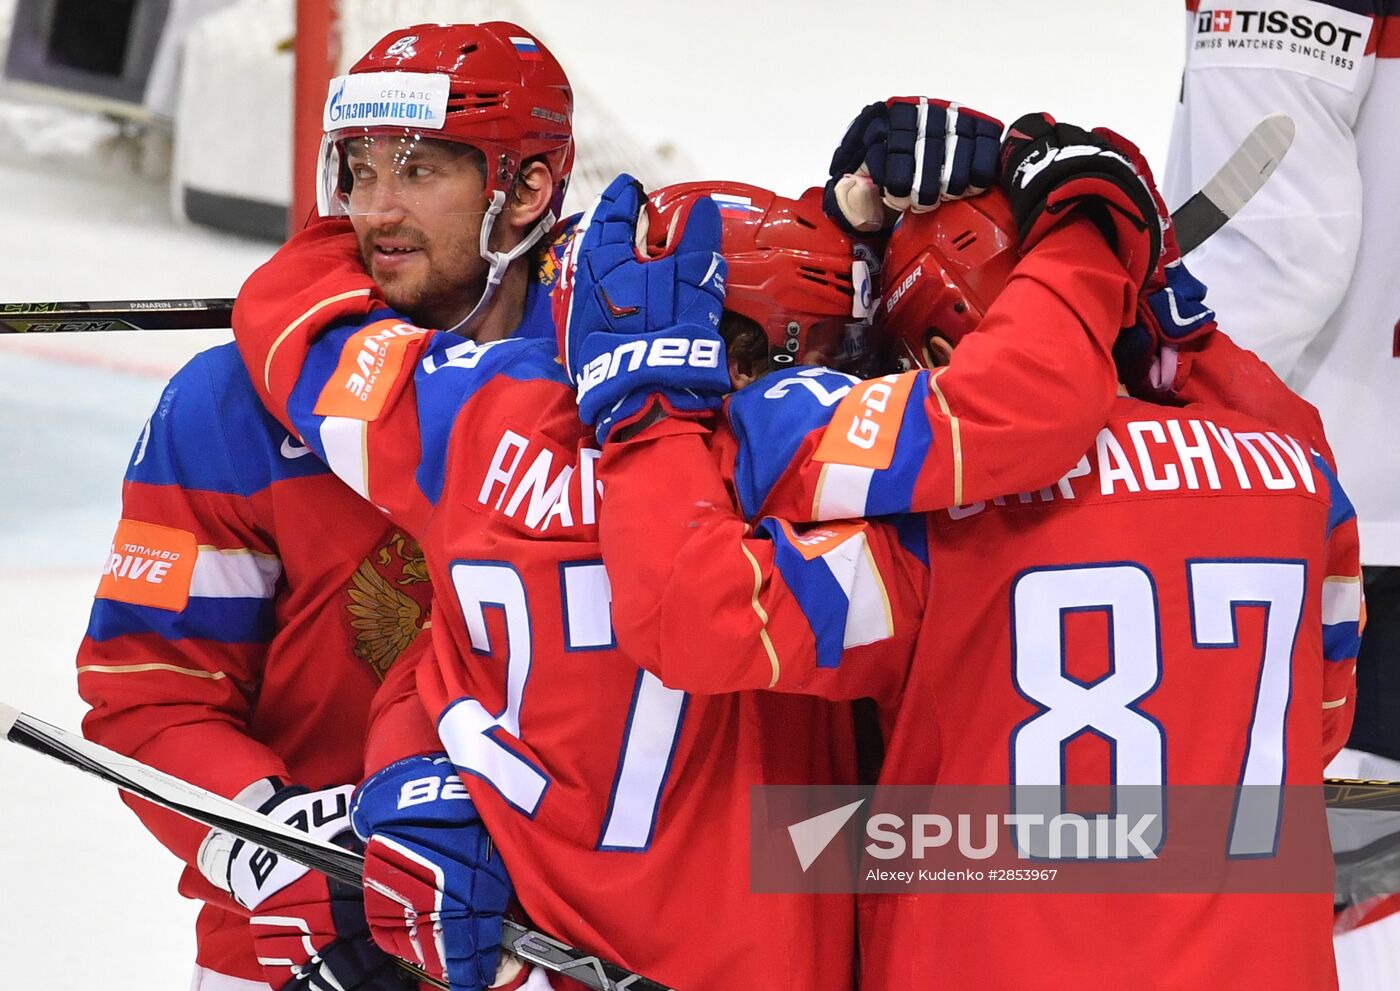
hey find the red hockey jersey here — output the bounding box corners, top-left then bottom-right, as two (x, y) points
(227, 212), (1136, 990)
(75, 343), (435, 982)
(602, 389), (1361, 989)
(232, 219), (859, 991)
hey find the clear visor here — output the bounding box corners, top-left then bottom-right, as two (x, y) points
(803, 317), (888, 377)
(317, 131), (493, 219)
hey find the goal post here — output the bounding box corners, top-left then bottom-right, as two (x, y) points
(291, 0), (340, 235)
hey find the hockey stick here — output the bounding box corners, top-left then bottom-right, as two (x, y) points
(1325, 777), (1400, 812)
(0, 298), (234, 333)
(0, 703), (676, 991)
(1173, 112), (1294, 255)
(0, 115), (1295, 335)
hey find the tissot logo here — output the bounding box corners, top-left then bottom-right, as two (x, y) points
(1196, 8), (1364, 51)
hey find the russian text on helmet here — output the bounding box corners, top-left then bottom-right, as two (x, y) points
(324, 71), (450, 132)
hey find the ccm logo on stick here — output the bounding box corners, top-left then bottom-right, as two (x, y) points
(576, 337), (722, 400)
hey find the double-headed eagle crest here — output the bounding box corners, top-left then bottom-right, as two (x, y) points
(346, 532), (430, 679)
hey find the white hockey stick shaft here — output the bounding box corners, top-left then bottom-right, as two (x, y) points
(1172, 113), (1294, 255)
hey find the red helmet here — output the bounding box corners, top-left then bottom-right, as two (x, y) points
(647, 181), (878, 372)
(319, 21), (574, 216)
(880, 187), (1021, 369)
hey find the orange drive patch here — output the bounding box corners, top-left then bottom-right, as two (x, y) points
(96, 519), (198, 611)
(813, 372), (918, 470)
(775, 519), (868, 561)
(313, 319), (428, 421)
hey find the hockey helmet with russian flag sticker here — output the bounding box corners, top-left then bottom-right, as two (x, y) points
(317, 21), (574, 333)
(318, 21), (573, 218)
(647, 181), (880, 375)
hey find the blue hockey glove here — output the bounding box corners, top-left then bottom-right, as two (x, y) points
(824, 97), (1004, 233)
(554, 173), (729, 442)
(1116, 259), (1220, 396)
(351, 755), (511, 991)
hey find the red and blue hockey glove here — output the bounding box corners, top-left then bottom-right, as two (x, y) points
(201, 782), (410, 991)
(824, 97), (1004, 233)
(554, 172), (729, 442)
(1001, 113), (1167, 292)
(1116, 258), (1221, 396)
(351, 755), (512, 991)
(1098, 125), (1218, 345)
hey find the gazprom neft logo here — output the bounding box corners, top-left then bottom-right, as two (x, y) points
(323, 71), (450, 131)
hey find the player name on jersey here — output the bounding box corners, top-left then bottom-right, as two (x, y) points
(478, 428), (603, 532)
(947, 415), (1317, 521)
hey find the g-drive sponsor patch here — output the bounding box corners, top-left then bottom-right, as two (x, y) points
(97, 520), (198, 611)
(1188, 0), (1372, 88)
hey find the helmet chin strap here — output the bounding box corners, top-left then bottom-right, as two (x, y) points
(443, 188), (557, 338)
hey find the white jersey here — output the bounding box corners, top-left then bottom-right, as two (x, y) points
(1165, 0), (1400, 564)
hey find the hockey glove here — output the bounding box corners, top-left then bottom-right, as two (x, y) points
(351, 754), (512, 991)
(200, 781), (409, 991)
(824, 97), (1003, 234)
(1000, 113), (1165, 292)
(1115, 258), (1221, 394)
(554, 172), (729, 443)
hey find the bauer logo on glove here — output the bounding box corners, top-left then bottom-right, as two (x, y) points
(554, 172), (731, 443)
(575, 336), (724, 406)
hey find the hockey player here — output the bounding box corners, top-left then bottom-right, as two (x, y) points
(589, 121), (1363, 989)
(75, 21), (571, 991)
(226, 100), (1171, 985)
(1164, 2), (1400, 971)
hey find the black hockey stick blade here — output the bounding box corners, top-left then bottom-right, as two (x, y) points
(0, 298), (234, 333)
(1173, 113), (1295, 256)
(0, 703), (676, 991)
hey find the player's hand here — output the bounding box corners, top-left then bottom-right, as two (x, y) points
(554, 172), (730, 442)
(1115, 255), (1220, 387)
(351, 755), (512, 991)
(1001, 113), (1168, 293)
(208, 783), (410, 991)
(824, 97), (1003, 234)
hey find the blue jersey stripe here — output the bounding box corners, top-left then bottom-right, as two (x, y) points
(892, 512), (930, 568)
(863, 376), (936, 516)
(1323, 621), (1362, 664)
(130, 344), (329, 497)
(758, 519), (850, 670)
(1311, 454), (1357, 537)
(86, 595), (275, 644)
(726, 367), (862, 519)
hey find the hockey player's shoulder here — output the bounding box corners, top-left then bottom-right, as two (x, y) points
(420, 332), (570, 390)
(137, 342), (324, 493)
(727, 365), (862, 446)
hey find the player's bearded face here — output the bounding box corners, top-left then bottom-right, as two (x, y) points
(344, 136), (491, 325)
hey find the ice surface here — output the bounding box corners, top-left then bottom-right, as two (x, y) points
(0, 3), (1181, 986)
